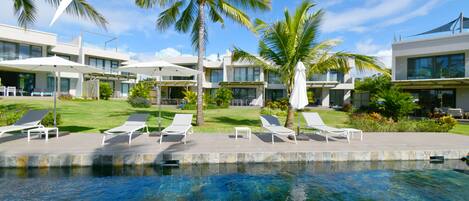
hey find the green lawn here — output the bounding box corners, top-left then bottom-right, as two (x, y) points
(1, 98), (467, 135)
(0, 98), (348, 133)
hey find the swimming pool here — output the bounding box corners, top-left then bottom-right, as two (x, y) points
(0, 161), (468, 200)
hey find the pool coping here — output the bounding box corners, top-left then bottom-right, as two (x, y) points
(1, 149), (468, 168)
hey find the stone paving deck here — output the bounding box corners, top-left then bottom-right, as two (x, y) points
(0, 132), (468, 167)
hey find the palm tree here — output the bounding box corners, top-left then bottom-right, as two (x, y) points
(135, 0), (271, 125)
(233, 0), (389, 128)
(12, 0), (107, 28)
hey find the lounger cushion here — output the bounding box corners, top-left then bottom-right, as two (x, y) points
(265, 126), (295, 135)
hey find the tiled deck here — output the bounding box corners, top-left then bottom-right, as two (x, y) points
(0, 132), (468, 167)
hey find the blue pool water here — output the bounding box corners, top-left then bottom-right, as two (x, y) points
(0, 161), (468, 201)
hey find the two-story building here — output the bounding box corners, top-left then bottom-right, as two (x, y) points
(392, 24), (469, 115)
(0, 24), (134, 98)
(162, 55), (355, 107)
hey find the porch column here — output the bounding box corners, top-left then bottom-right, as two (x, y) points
(321, 88), (330, 107)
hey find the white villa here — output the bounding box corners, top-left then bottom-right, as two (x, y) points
(0, 24), (134, 98)
(392, 14), (469, 115)
(0, 23), (355, 107)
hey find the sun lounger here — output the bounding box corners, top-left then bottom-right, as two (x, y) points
(302, 112), (349, 143)
(260, 115), (297, 144)
(0, 110), (49, 136)
(160, 114), (193, 144)
(102, 113), (149, 145)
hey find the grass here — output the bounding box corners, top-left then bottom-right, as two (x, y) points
(0, 98), (348, 133)
(1, 98), (467, 135)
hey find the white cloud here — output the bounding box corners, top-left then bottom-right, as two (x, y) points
(355, 39), (381, 54)
(206, 49), (231, 61)
(321, 0), (439, 33)
(355, 39), (392, 68)
(154, 48), (185, 58)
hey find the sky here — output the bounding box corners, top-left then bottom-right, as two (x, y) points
(1, 0), (468, 68)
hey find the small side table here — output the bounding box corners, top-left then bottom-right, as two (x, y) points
(234, 127), (251, 140)
(343, 128), (363, 141)
(27, 127), (59, 142)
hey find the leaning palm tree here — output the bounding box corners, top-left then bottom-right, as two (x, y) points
(12, 0), (107, 28)
(233, 0), (389, 128)
(135, 0), (271, 125)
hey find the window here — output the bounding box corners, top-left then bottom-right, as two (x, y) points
(232, 88), (256, 100)
(407, 89), (456, 116)
(111, 60), (119, 68)
(267, 72), (282, 84)
(0, 41), (42, 61)
(31, 46), (42, 57)
(408, 54), (465, 79)
(47, 77), (71, 94)
(266, 89), (285, 101)
(329, 90), (345, 107)
(19, 44), (30, 59)
(309, 73), (327, 81)
(329, 71), (344, 83)
(2, 42), (17, 60)
(210, 69), (223, 83)
(234, 67), (260, 81)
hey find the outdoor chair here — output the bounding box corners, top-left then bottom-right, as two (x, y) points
(260, 115), (297, 144)
(448, 108), (464, 119)
(160, 114), (193, 144)
(6, 86), (16, 96)
(0, 86), (5, 96)
(102, 113), (150, 145)
(0, 110), (49, 137)
(302, 112), (350, 143)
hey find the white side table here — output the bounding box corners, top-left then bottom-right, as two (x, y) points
(27, 127), (59, 142)
(234, 127), (251, 140)
(343, 128), (363, 141)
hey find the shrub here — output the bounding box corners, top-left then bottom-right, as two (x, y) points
(342, 103), (352, 112)
(183, 90), (197, 104)
(355, 75), (392, 95)
(265, 98), (289, 111)
(370, 88), (419, 121)
(99, 82), (113, 100)
(181, 103), (221, 110)
(41, 112), (62, 127)
(214, 87), (233, 108)
(129, 82), (152, 99)
(349, 113), (456, 132)
(58, 94), (73, 101)
(128, 97), (151, 108)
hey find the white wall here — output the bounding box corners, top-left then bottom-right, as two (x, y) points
(456, 88), (469, 111)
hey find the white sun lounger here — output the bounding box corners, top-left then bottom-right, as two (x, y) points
(160, 114), (193, 144)
(302, 112), (350, 143)
(260, 115), (297, 144)
(102, 113), (149, 145)
(0, 110), (49, 137)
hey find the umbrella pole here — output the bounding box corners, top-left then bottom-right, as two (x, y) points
(53, 70), (57, 128)
(297, 110), (300, 135)
(158, 84), (161, 132)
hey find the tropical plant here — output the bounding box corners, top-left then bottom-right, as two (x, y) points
(355, 74), (392, 95)
(370, 88), (419, 121)
(128, 97), (151, 108)
(129, 82), (152, 99)
(183, 89), (197, 104)
(214, 87), (233, 107)
(135, 0), (272, 125)
(11, 0), (107, 28)
(99, 82), (113, 100)
(232, 0), (388, 128)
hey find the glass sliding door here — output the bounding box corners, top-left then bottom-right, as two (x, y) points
(121, 83), (129, 97)
(47, 77), (71, 94)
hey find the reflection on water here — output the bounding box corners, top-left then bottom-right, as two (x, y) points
(0, 161), (468, 201)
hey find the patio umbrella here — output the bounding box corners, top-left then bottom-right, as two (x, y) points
(289, 61), (309, 135)
(0, 56), (104, 127)
(119, 61), (200, 132)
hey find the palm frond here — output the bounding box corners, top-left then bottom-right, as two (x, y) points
(232, 47), (273, 70)
(157, 1), (183, 31)
(190, 16), (208, 50)
(224, 0), (271, 11)
(217, 0), (252, 29)
(14, 0), (37, 28)
(47, 0), (108, 29)
(175, 0), (197, 32)
(207, 1), (224, 26)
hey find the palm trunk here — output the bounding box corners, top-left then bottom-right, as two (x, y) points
(196, 2), (205, 125)
(284, 82), (294, 128)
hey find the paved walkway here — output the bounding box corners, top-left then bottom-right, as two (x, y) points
(0, 132), (468, 167)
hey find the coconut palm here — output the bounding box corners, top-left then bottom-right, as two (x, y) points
(12, 0), (107, 28)
(135, 0), (271, 125)
(233, 0), (389, 128)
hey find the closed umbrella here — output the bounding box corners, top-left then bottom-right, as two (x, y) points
(0, 56), (104, 127)
(289, 61), (309, 135)
(119, 61), (200, 132)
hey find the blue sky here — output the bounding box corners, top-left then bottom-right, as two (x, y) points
(1, 0), (468, 67)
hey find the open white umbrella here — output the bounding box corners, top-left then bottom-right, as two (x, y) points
(119, 61), (200, 131)
(49, 0), (73, 26)
(289, 61), (309, 135)
(0, 56), (104, 127)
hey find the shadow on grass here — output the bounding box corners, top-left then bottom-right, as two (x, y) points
(59, 126), (94, 133)
(212, 116), (260, 127)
